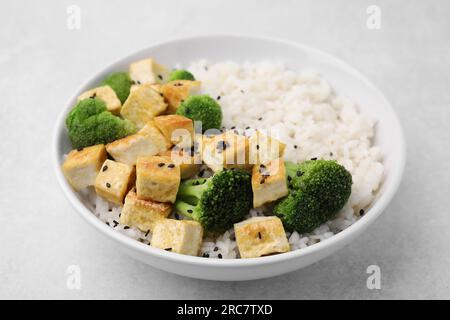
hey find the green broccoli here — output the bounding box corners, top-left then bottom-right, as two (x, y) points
(102, 72), (133, 103)
(176, 95), (222, 132)
(66, 98), (107, 131)
(169, 69), (195, 81)
(175, 169), (253, 232)
(274, 160), (352, 234)
(66, 98), (136, 149)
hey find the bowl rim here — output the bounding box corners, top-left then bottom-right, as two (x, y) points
(52, 33), (406, 268)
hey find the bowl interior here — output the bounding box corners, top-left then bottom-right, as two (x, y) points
(54, 35), (405, 267)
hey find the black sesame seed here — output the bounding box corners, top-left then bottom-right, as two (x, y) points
(102, 165), (108, 172)
(231, 126), (236, 129)
(113, 220), (118, 227)
(311, 157), (318, 161)
(137, 80), (141, 85)
(106, 222), (110, 226)
(214, 246), (219, 252)
(245, 126), (250, 130)
(131, 80), (136, 85)
(165, 248), (172, 251)
(167, 164), (175, 168)
(203, 253), (210, 258)
(360, 209), (365, 216)
(160, 92), (164, 97)
(258, 117), (263, 121)
(158, 74), (163, 80)
(258, 232), (262, 239)
(124, 226), (130, 230)
(145, 230), (150, 237)
(218, 254), (223, 259)
(216, 140), (229, 151)
(330, 152), (334, 157)
(158, 163), (165, 167)
(106, 182), (111, 188)
(77, 147), (84, 152)
(256, 144), (260, 150)
(294, 145), (298, 149)
(187, 209), (193, 214)
(217, 95), (221, 100)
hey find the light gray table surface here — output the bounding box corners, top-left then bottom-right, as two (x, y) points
(0, 0), (448, 299)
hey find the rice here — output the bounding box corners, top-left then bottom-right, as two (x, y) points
(80, 60), (384, 259)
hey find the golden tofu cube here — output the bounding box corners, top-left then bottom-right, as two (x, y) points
(234, 216), (290, 258)
(62, 145), (107, 191)
(251, 158), (288, 208)
(136, 155), (181, 203)
(106, 122), (171, 165)
(78, 86), (122, 114)
(153, 114), (194, 146)
(202, 131), (251, 172)
(160, 80), (201, 114)
(120, 84), (168, 129)
(159, 148), (201, 180)
(129, 58), (169, 85)
(94, 160), (135, 205)
(248, 131), (286, 165)
(119, 188), (172, 232)
(150, 219), (203, 256)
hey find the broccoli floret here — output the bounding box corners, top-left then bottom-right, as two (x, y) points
(66, 98), (107, 131)
(274, 160), (352, 233)
(175, 169), (253, 232)
(102, 72), (133, 103)
(176, 95), (222, 132)
(169, 69), (195, 81)
(66, 98), (136, 149)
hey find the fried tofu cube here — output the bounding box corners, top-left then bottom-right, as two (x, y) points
(159, 148), (201, 179)
(62, 145), (107, 191)
(248, 131), (286, 165)
(78, 86), (122, 114)
(202, 131), (251, 172)
(94, 160), (135, 205)
(160, 80), (201, 114)
(120, 84), (168, 129)
(150, 219), (203, 256)
(234, 216), (290, 258)
(153, 114), (194, 146)
(129, 58), (169, 85)
(119, 188), (172, 232)
(136, 155), (181, 203)
(106, 122), (171, 165)
(251, 158), (288, 208)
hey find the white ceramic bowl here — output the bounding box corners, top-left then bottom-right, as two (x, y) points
(53, 35), (405, 281)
